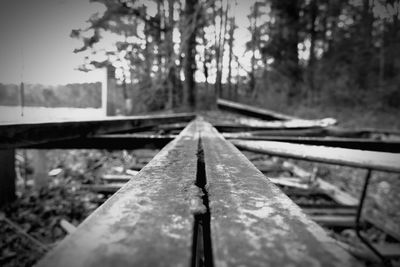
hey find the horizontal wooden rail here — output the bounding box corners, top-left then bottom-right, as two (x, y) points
(36, 119), (361, 266)
(27, 134), (175, 149)
(217, 98), (299, 121)
(224, 134), (400, 152)
(0, 113), (195, 149)
(231, 140), (400, 173)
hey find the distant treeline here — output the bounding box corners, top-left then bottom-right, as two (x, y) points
(0, 82), (101, 108)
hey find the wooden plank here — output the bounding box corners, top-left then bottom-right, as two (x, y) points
(279, 161), (359, 206)
(0, 113), (195, 149)
(102, 174), (135, 183)
(60, 219), (77, 234)
(215, 124), (326, 133)
(310, 215), (356, 228)
(221, 127), (327, 135)
(37, 120), (202, 267)
(231, 140), (400, 173)
(0, 149), (16, 206)
(28, 134), (175, 150)
(317, 178), (359, 206)
(303, 207), (357, 216)
(81, 183), (125, 194)
(217, 98), (299, 121)
(268, 177), (310, 189)
(223, 127), (400, 139)
(200, 120), (361, 266)
(224, 135), (400, 153)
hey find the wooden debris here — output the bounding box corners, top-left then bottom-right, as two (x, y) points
(101, 174), (134, 183)
(217, 98), (300, 121)
(303, 207), (357, 216)
(316, 178), (359, 206)
(310, 215), (357, 228)
(0, 212), (48, 252)
(59, 219), (77, 235)
(81, 183), (126, 194)
(268, 177), (310, 189)
(268, 161), (358, 206)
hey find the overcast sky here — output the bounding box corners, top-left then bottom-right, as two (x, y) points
(0, 0), (106, 85)
(0, 0), (254, 85)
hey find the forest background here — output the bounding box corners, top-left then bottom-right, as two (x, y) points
(1, 0), (399, 128)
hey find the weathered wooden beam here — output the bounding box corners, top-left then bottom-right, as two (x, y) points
(0, 113), (195, 149)
(101, 174), (135, 183)
(81, 183), (125, 194)
(217, 98), (298, 121)
(223, 126), (400, 139)
(220, 127), (331, 136)
(310, 215), (357, 228)
(303, 207), (357, 216)
(225, 135), (400, 153)
(0, 149), (16, 206)
(27, 134), (175, 150)
(200, 120), (361, 266)
(37, 120), (202, 267)
(231, 140), (400, 173)
(215, 124), (326, 133)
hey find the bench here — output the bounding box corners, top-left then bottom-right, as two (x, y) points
(36, 119), (360, 267)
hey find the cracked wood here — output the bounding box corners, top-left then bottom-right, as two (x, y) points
(36, 120), (203, 267)
(200, 121), (362, 267)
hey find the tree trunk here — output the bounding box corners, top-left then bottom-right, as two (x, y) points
(249, 2), (258, 96)
(219, 2), (229, 98)
(214, 1), (224, 99)
(202, 30), (209, 91)
(384, 14), (398, 79)
(357, 0), (373, 90)
(182, 0), (198, 110)
(166, 0), (177, 109)
(308, 0), (317, 102)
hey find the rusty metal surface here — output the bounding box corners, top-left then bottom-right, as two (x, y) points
(200, 121), (361, 267)
(231, 140), (400, 173)
(0, 113), (195, 149)
(36, 120), (203, 267)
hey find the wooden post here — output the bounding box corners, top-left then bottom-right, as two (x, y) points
(0, 149), (16, 206)
(106, 65), (116, 116)
(32, 150), (48, 189)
